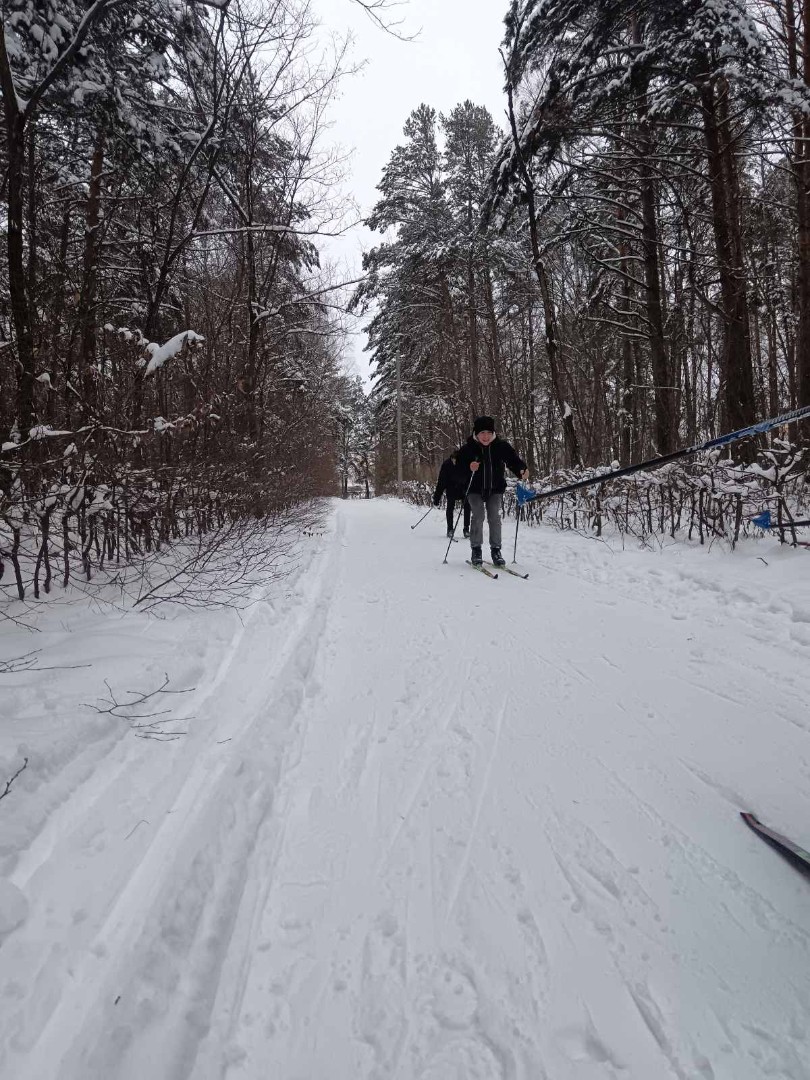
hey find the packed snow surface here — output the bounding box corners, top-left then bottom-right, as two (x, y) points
(2, 497), (810, 1079)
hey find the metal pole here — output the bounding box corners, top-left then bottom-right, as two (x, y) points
(396, 350), (403, 499)
(519, 402), (810, 509)
(410, 505), (434, 530)
(443, 473), (475, 564)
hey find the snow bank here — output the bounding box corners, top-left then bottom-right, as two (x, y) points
(0, 879), (28, 935)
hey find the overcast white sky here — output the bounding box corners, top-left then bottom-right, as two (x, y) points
(309, 0), (509, 384)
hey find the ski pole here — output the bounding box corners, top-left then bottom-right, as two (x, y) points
(410, 505), (435, 530)
(443, 474), (474, 564)
(513, 503), (521, 563)
(517, 402), (810, 510)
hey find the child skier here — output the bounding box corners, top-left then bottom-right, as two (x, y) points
(433, 454), (471, 539)
(453, 416), (528, 566)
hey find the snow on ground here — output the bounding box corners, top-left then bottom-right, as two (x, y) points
(1, 497), (810, 1080)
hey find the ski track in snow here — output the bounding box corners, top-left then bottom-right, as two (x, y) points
(1, 498), (810, 1080)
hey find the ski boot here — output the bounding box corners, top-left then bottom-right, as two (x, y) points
(490, 547), (506, 567)
(471, 545), (483, 566)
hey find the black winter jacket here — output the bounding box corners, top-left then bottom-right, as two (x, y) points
(452, 435), (526, 496)
(433, 456), (466, 504)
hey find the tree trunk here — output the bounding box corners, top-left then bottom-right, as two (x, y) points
(484, 269), (505, 418)
(630, 19), (676, 454)
(467, 253), (480, 413)
(0, 28), (36, 435)
(638, 144), (675, 452)
(75, 136), (105, 421)
(787, 0), (810, 431)
(506, 78), (581, 467)
(526, 281), (537, 472)
(700, 78), (756, 436)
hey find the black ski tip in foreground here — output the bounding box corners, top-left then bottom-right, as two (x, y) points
(740, 812), (810, 878)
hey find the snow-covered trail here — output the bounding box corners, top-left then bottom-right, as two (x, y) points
(2, 497), (810, 1080)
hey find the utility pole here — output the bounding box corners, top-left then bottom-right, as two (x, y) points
(396, 348), (403, 498)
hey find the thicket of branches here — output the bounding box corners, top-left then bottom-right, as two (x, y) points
(358, 0), (810, 491)
(0, 0), (379, 603)
(405, 439), (808, 549)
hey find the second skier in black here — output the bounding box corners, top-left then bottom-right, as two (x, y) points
(433, 455), (471, 539)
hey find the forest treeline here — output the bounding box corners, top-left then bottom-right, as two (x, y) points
(359, 0), (810, 483)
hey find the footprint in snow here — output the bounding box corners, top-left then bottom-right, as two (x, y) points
(355, 912), (407, 1074)
(430, 964), (479, 1030)
(0, 879), (29, 934)
(418, 1036), (506, 1080)
(554, 1020), (626, 1070)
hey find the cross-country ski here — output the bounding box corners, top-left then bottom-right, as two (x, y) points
(467, 559), (498, 578)
(489, 563), (529, 579)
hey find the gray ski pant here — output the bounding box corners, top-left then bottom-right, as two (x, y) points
(468, 493), (502, 549)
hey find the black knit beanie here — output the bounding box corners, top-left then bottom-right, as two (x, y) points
(473, 415), (496, 435)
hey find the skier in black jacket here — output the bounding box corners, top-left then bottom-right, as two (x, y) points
(453, 415), (528, 566)
(433, 455), (471, 539)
